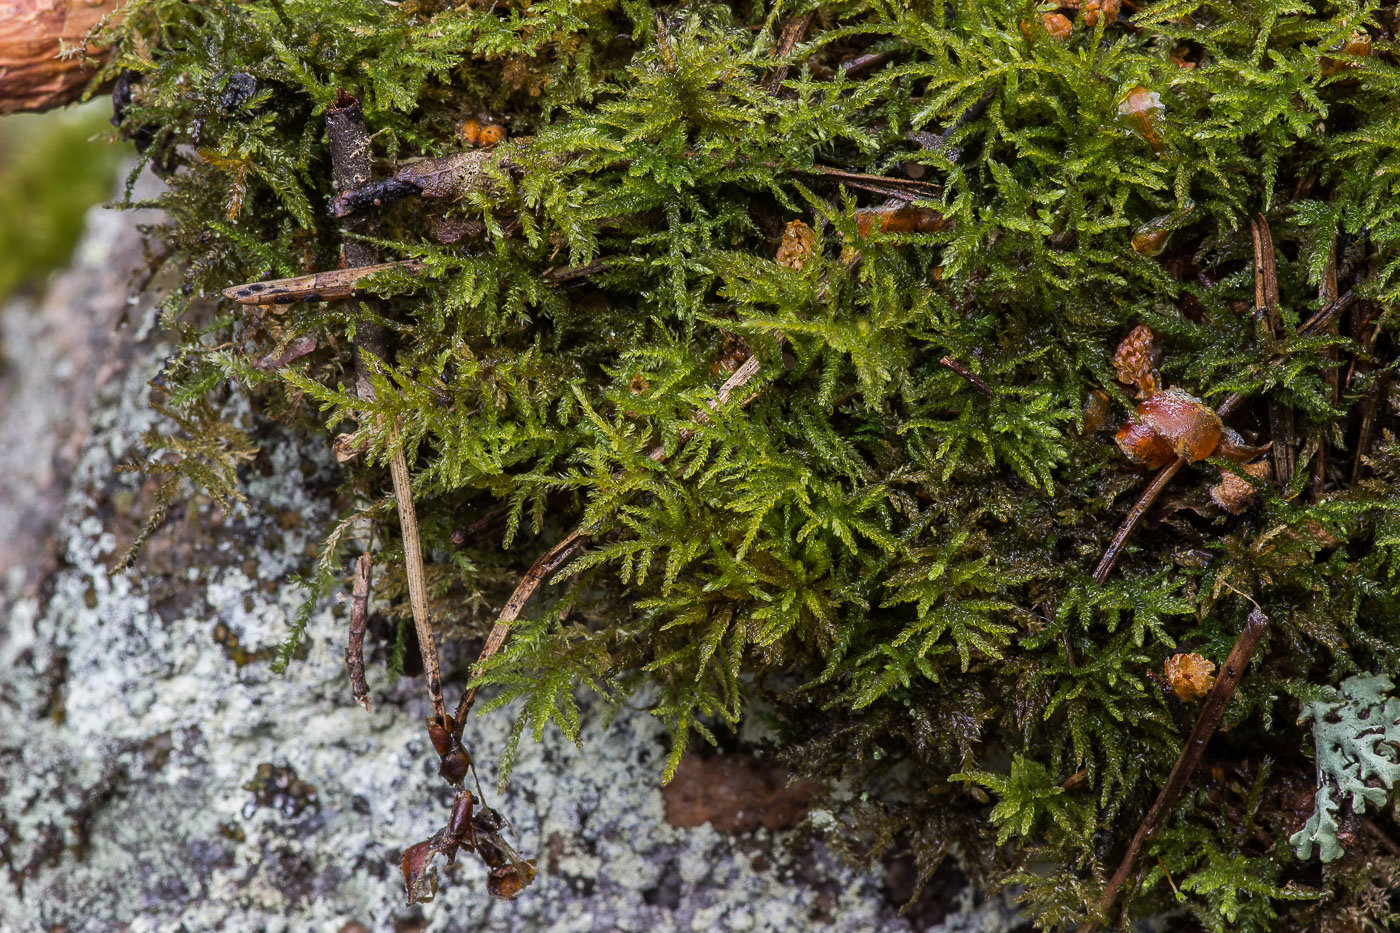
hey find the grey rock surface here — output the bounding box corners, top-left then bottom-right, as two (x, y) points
(0, 183), (1025, 933)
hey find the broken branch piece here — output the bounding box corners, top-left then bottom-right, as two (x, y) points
(223, 260), (425, 305)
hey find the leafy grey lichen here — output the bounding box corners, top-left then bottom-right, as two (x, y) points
(1290, 674), (1400, 862)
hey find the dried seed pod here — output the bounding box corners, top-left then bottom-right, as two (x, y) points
(439, 791), (476, 863)
(776, 219), (816, 270)
(479, 124), (507, 148)
(1115, 416), (1176, 469)
(426, 715), (471, 786)
(1113, 325), (1160, 398)
(1136, 388), (1222, 462)
(426, 715), (456, 757)
(1023, 12), (1073, 40)
(1164, 652), (1216, 701)
(1081, 0), (1121, 27)
(1210, 459), (1271, 514)
(1117, 85), (1166, 152)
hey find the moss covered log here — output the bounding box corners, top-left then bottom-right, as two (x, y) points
(99, 1), (1400, 928)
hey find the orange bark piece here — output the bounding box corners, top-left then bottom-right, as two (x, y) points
(0, 0), (118, 115)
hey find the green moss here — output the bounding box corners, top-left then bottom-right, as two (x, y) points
(99, 1), (1400, 929)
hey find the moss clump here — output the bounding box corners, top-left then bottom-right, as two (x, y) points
(99, 1), (1400, 929)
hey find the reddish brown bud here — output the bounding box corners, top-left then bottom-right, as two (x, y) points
(440, 791), (476, 862)
(1042, 12), (1073, 39)
(1081, 0), (1121, 27)
(478, 124), (506, 148)
(1136, 388), (1221, 462)
(426, 715), (456, 757)
(1115, 416), (1176, 469)
(438, 748), (470, 786)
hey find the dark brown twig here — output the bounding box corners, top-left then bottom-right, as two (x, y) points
(939, 355), (994, 396)
(1076, 606), (1269, 933)
(1093, 290), (1355, 584)
(347, 553), (372, 711)
(225, 257), (605, 306)
(761, 11), (814, 95)
(840, 49), (896, 78)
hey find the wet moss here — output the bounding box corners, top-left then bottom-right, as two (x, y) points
(98, 1), (1400, 928)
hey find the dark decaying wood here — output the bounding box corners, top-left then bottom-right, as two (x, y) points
(346, 553), (372, 711)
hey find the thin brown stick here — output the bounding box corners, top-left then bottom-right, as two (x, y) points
(939, 355), (994, 396)
(347, 553), (373, 711)
(455, 340), (776, 724)
(226, 257), (606, 306)
(1076, 606), (1269, 933)
(841, 50), (896, 78)
(1313, 236), (1339, 497)
(454, 531), (588, 724)
(388, 427), (445, 722)
(224, 259), (425, 305)
(326, 91), (445, 723)
(1092, 459), (1186, 585)
(1093, 290), (1355, 584)
(1362, 817), (1400, 858)
(1253, 216), (1296, 486)
(761, 11), (815, 95)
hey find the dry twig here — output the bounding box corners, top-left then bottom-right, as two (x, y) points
(1076, 606), (1270, 932)
(939, 355), (994, 396)
(761, 11), (815, 95)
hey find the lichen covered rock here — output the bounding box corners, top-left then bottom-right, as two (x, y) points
(0, 183), (1022, 933)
